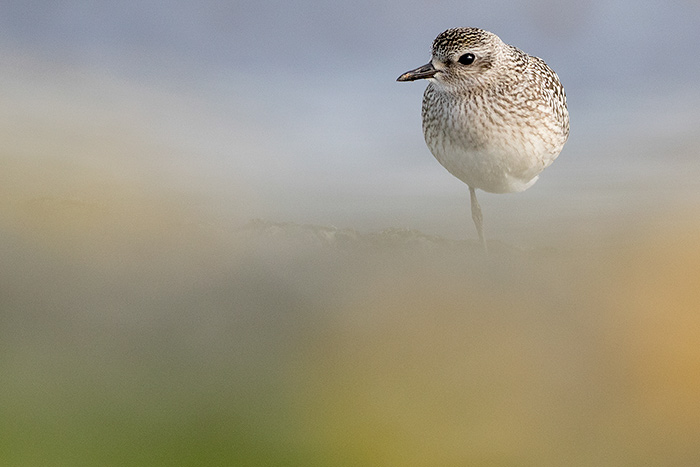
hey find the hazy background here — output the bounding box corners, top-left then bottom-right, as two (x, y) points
(2, 1), (700, 465)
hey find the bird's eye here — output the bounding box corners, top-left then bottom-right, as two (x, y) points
(458, 53), (475, 65)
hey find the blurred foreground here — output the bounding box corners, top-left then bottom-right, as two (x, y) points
(2, 175), (700, 466)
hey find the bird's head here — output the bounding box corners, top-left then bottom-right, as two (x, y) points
(397, 28), (514, 90)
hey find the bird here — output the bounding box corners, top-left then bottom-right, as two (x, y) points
(397, 27), (569, 251)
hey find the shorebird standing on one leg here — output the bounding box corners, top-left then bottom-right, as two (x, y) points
(398, 27), (569, 251)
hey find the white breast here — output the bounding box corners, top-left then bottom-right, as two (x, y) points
(422, 85), (565, 194)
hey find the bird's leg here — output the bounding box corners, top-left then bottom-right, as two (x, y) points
(469, 186), (487, 252)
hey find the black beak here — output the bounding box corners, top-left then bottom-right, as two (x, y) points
(397, 62), (438, 82)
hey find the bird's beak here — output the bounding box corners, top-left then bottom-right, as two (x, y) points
(397, 62), (438, 82)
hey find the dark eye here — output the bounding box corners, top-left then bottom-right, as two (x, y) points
(458, 53), (475, 65)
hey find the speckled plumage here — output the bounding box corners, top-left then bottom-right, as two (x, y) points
(397, 27), (569, 249)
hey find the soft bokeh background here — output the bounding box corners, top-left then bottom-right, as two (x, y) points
(2, 1), (700, 465)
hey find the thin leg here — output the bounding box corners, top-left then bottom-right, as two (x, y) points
(469, 186), (487, 252)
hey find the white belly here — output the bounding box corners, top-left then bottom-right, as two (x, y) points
(427, 130), (559, 194)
